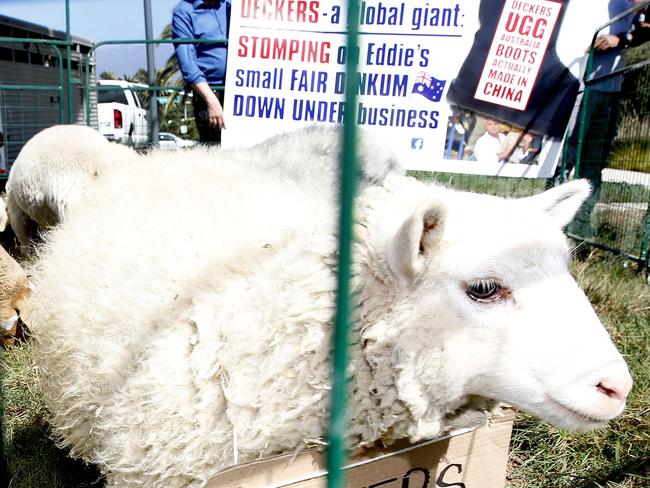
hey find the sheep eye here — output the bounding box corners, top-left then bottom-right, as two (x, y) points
(466, 279), (502, 303)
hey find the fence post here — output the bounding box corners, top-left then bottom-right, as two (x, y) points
(327, 1), (361, 486)
(65, 0), (73, 123)
(143, 0), (159, 146)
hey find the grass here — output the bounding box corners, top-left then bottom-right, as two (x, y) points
(1, 249), (648, 487)
(609, 117), (650, 173)
(598, 182), (650, 205)
(1, 341), (104, 487)
(609, 138), (650, 173)
(409, 170), (547, 197)
(581, 199), (649, 259)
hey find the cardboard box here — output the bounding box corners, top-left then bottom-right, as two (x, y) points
(207, 408), (515, 488)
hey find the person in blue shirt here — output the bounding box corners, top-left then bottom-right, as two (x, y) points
(599, 2), (649, 49)
(547, 2), (636, 188)
(172, 0), (231, 144)
(563, 0), (638, 237)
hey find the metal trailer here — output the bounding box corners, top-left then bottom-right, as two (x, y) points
(0, 14), (97, 188)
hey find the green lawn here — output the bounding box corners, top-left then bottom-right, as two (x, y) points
(609, 139), (650, 173)
(2, 341), (104, 487)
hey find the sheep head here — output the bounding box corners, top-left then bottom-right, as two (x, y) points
(365, 179), (632, 440)
(0, 245), (31, 346)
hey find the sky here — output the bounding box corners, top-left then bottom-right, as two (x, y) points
(1, 0), (181, 76)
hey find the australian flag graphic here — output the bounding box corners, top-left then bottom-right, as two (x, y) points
(412, 72), (446, 102)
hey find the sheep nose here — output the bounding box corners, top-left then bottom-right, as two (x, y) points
(596, 371), (633, 402)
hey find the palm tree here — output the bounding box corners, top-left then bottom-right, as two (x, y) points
(155, 24), (191, 131)
(155, 24), (199, 138)
(99, 71), (119, 80)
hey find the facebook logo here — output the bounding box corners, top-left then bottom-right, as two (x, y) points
(411, 138), (424, 150)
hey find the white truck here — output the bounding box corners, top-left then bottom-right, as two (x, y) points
(97, 80), (149, 149)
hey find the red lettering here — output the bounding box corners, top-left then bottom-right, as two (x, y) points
(237, 35), (330, 62)
(494, 43), (536, 63)
(532, 18), (547, 39)
(238, 35), (249, 57)
(505, 13), (542, 37)
(483, 82), (523, 102)
(239, 0), (319, 23)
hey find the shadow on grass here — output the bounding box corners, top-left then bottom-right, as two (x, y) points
(568, 457), (649, 488)
(6, 420), (105, 488)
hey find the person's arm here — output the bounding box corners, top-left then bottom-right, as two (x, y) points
(172, 7), (205, 86)
(172, 7), (225, 130)
(519, 152), (536, 165)
(594, 34), (621, 51)
(497, 146), (513, 161)
(497, 132), (517, 161)
(593, 0), (644, 51)
(616, 21), (650, 48)
(192, 81), (226, 130)
(519, 136), (542, 164)
(631, 23), (650, 46)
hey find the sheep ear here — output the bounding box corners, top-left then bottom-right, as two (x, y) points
(389, 199), (446, 281)
(524, 179), (591, 228)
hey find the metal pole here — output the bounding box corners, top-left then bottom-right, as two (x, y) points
(65, 0), (73, 123)
(574, 41), (596, 179)
(327, 0), (360, 486)
(143, 0), (159, 146)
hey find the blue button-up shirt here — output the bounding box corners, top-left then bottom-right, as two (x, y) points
(590, 0), (635, 92)
(172, 0), (230, 86)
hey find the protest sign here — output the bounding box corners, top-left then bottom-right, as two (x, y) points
(222, 0), (614, 178)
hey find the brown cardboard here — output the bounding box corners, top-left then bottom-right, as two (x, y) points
(207, 408), (515, 488)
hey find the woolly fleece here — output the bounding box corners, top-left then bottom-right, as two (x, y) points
(26, 133), (630, 487)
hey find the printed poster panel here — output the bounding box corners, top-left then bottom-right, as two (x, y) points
(222, 0), (613, 178)
(474, 0), (562, 110)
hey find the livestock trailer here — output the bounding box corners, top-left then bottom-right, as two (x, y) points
(0, 14), (97, 188)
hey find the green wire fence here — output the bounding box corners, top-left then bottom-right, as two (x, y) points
(328, 1), (360, 485)
(0, 38), (69, 174)
(569, 1), (650, 271)
(0, 36), (67, 123)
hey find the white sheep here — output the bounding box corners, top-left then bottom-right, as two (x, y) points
(221, 125), (404, 189)
(0, 244), (30, 346)
(5, 124), (139, 249)
(144, 125), (404, 194)
(25, 135), (632, 488)
(0, 195), (8, 232)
